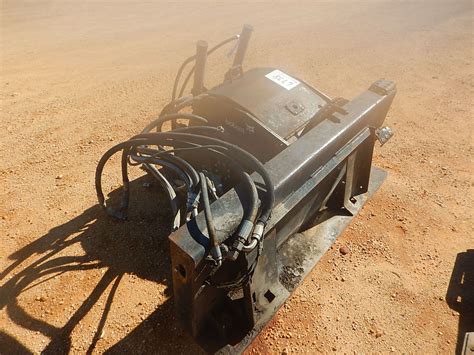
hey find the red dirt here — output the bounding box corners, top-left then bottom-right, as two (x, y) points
(1, 1), (472, 354)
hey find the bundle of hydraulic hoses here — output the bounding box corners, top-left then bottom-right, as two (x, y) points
(95, 112), (274, 266)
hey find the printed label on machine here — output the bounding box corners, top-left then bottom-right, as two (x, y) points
(265, 69), (300, 90)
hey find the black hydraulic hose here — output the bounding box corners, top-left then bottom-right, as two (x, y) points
(97, 139), (199, 216)
(132, 147), (202, 189)
(96, 133), (270, 258)
(107, 132), (275, 224)
(132, 137), (257, 224)
(118, 147), (130, 218)
(200, 172), (222, 265)
(156, 144), (258, 236)
(239, 172), (258, 223)
(114, 134), (266, 224)
(142, 140), (258, 225)
(199, 172), (217, 246)
(119, 130), (201, 217)
(155, 152), (200, 189)
(157, 94), (208, 130)
(130, 132), (274, 225)
(170, 125), (223, 135)
(158, 94), (193, 118)
(178, 67), (196, 99)
(172, 57), (195, 103)
(171, 133), (271, 223)
(204, 147), (258, 224)
(141, 113), (208, 134)
(138, 144), (226, 157)
(178, 145), (258, 224)
(185, 146), (259, 256)
(132, 155), (193, 188)
(96, 139), (151, 211)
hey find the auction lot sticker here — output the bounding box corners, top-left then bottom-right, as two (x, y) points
(265, 69), (300, 90)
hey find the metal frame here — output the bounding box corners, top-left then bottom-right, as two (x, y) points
(169, 80), (396, 353)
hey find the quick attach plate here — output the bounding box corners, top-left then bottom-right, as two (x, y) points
(219, 166), (387, 354)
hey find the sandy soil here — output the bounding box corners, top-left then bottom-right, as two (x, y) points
(1, 1), (473, 354)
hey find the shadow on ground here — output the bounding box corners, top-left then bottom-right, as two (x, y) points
(0, 174), (203, 354)
(446, 249), (474, 355)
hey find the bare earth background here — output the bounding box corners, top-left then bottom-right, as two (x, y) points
(1, 1), (473, 354)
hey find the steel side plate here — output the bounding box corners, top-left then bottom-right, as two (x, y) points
(219, 166), (387, 354)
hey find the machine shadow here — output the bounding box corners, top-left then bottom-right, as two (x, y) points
(446, 249), (474, 355)
(105, 301), (204, 355)
(0, 174), (200, 354)
(0, 331), (33, 355)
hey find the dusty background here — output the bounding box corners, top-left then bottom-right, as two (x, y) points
(1, 0), (473, 354)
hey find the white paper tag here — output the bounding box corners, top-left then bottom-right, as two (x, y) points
(265, 69), (300, 90)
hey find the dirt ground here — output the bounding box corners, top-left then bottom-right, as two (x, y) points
(1, 1), (473, 354)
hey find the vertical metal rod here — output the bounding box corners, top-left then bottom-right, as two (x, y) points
(192, 40), (208, 96)
(232, 24), (253, 67)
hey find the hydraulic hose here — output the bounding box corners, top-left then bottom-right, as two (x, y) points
(96, 139), (153, 212)
(96, 130), (272, 259)
(130, 132), (274, 225)
(96, 28), (274, 273)
(129, 132), (273, 256)
(158, 94), (193, 118)
(199, 172), (222, 265)
(170, 125), (223, 135)
(149, 140), (259, 227)
(172, 56), (196, 102)
(131, 139), (258, 229)
(131, 156), (193, 188)
(97, 139), (199, 217)
(141, 113), (208, 134)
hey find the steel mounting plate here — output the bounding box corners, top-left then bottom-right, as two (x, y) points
(219, 166), (387, 354)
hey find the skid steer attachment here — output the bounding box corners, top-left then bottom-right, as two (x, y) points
(95, 25), (396, 353)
